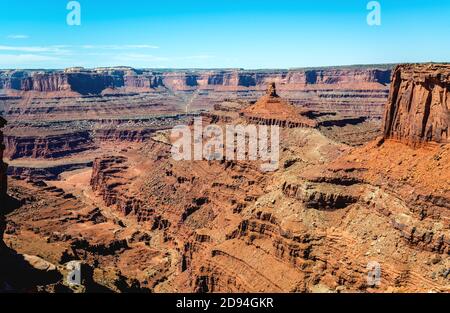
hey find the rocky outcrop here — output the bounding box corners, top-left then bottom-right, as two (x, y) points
(2, 71), (124, 95)
(4, 130), (95, 160)
(21, 73), (71, 92)
(8, 161), (93, 181)
(282, 182), (359, 210)
(90, 156), (142, 216)
(383, 64), (450, 146)
(241, 83), (317, 128)
(124, 74), (164, 89)
(299, 68), (391, 85)
(94, 128), (155, 142)
(284, 64), (450, 261)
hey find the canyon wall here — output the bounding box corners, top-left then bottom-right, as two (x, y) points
(0, 117), (7, 200)
(94, 128), (156, 142)
(0, 67), (392, 95)
(383, 64), (450, 146)
(20, 73), (123, 95)
(4, 130), (95, 160)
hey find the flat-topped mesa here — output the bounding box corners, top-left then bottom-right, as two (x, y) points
(0, 66), (392, 95)
(241, 83), (317, 128)
(383, 64), (450, 146)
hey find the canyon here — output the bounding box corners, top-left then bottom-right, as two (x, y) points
(0, 64), (448, 293)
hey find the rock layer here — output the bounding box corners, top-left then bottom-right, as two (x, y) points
(4, 130), (95, 160)
(1, 67), (392, 95)
(241, 83), (317, 128)
(383, 64), (450, 146)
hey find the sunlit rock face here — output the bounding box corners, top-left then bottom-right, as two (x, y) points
(383, 64), (450, 146)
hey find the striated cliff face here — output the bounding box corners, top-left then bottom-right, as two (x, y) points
(21, 73), (71, 92)
(2, 71), (124, 95)
(0, 117), (7, 200)
(124, 74), (163, 89)
(0, 67), (392, 95)
(4, 130), (95, 160)
(94, 128), (155, 142)
(383, 64), (450, 146)
(147, 68), (391, 90)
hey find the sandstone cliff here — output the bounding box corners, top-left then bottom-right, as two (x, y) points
(383, 64), (450, 146)
(279, 64), (450, 290)
(4, 130), (95, 160)
(0, 66), (392, 95)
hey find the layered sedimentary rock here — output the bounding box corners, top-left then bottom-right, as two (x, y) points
(5, 72), (123, 95)
(241, 83), (317, 128)
(90, 156), (142, 216)
(124, 74), (164, 89)
(4, 130), (95, 160)
(161, 68), (391, 90)
(94, 128), (155, 142)
(277, 64), (450, 288)
(383, 64), (450, 146)
(5, 69), (144, 93)
(3, 64), (449, 293)
(0, 66), (392, 95)
(20, 73), (71, 92)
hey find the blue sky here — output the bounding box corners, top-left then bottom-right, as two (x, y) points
(1, 0), (449, 69)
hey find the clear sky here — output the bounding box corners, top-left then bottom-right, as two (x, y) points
(1, 0), (449, 69)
